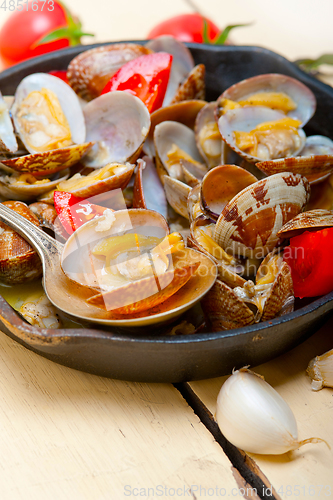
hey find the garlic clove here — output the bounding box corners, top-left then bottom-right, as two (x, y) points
(216, 368), (327, 455)
(307, 349), (333, 391)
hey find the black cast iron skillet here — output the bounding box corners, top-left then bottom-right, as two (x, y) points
(0, 42), (332, 383)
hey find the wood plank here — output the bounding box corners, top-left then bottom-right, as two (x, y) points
(0, 329), (241, 500)
(189, 317), (333, 499)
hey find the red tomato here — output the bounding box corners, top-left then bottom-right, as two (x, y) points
(54, 191), (106, 236)
(0, 1), (93, 68)
(147, 13), (220, 43)
(283, 227), (333, 298)
(101, 52), (173, 113)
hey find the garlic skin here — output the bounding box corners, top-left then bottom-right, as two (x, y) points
(307, 349), (333, 391)
(216, 368), (323, 455)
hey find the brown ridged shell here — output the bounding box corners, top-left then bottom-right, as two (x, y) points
(213, 172), (311, 258)
(67, 44), (152, 101)
(0, 201), (42, 284)
(171, 64), (206, 104)
(201, 279), (255, 331)
(277, 209), (333, 239)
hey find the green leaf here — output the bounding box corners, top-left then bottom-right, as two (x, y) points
(213, 23), (252, 45)
(296, 53), (333, 71)
(202, 19), (210, 44)
(37, 27), (74, 45)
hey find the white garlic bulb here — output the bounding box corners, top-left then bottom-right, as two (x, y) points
(216, 368), (326, 455)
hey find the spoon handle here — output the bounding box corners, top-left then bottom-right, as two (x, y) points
(0, 203), (63, 269)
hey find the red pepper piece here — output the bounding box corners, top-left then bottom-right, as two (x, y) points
(54, 191), (107, 236)
(48, 70), (69, 84)
(283, 227), (333, 298)
(101, 52), (173, 113)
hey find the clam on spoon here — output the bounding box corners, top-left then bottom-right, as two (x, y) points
(0, 204), (216, 327)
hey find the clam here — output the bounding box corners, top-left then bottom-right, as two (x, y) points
(195, 102), (222, 168)
(61, 208), (217, 315)
(132, 157), (168, 219)
(1, 142), (94, 177)
(0, 91), (18, 154)
(218, 106), (306, 164)
(163, 175), (191, 219)
(40, 162), (134, 203)
(144, 100), (206, 157)
(11, 73), (86, 155)
(187, 184), (204, 222)
(201, 165), (258, 220)
(213, 172), (311, 258)
(0, 201), (42, 284)
(154, 121), (206, 182)
(221, 141), (266, 180)
(83, 91), (150, 168)
(189, 215), (246, 289)
(201, 249), (294, 331)
(67, 43), (152, 101)
(217, 73), (316, 126)
(0, 169), (69, 202)
(171, 64), (206, 103)
(277, 209), (333, 239)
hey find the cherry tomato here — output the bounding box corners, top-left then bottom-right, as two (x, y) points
(0, 1), (93, 68)
(101, 52), (172, 113)
(283, 227), (333, 298)
(147, 13), (220, 43)
(54, 191), (107, 236)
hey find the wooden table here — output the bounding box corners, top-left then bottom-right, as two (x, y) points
(0, 1), (333, 498)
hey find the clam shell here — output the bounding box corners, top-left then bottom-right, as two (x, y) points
(154, 121), (204, 182)
(45, 162), (135, 201)
(201, 279), (255, 331)
(307, 176), (333, 210)
(221, 141), (267, 180)
(146, 36), (194, 106)
(201, 165), (258, 220)
(67, 43), (152, 101)
(163, 176), (191, 219)
(0, 169), (69, 202)
(256, 154), (333, 185)
(218, 73), (316, 126)
(87, 259), (199, 314)
(1, 143), (94, 177)
(218, 106), (306, 164)
(300, 135), (333, 156)
(213, 172), (311, 258)
(277, 209), (333, 239)
(11, 73), (86, 154)
(171, 64), (205, 104)
(132, 157), (168, 219)
(0, 201), (42, 284)
(0, 91), (18, 154)
(144, 100), (206, 157)
(83, 91), (150, 168)
(187, 184), (204, 222)
(256, 253), (294, 322)
(195, 102), (222, 168)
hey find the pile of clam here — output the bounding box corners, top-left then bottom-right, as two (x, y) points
(1, 37), (333, 330)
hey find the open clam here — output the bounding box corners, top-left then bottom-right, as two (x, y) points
(132, 157), (168, 219)
(61, 208), (217, 318)
(195, 102), (222, 168)
(39, 162), (134, 203)
(0, 169), (69, 202)
(83, 91), (150, 168)
(11, 73), (86, 154)
(218, 106), (306, 164)
(154, 121), (206, 182)
(201, 249), (294, 331)
(217, 73), (316, 126)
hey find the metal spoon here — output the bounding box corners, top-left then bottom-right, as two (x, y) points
(0, 203), (217, 327)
